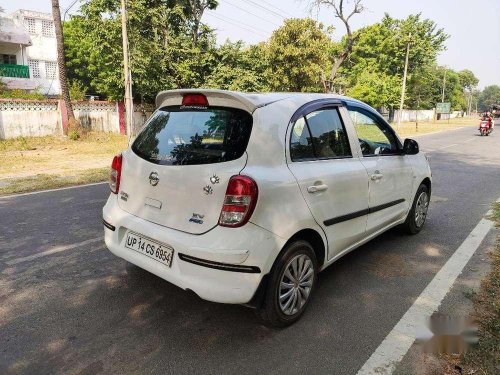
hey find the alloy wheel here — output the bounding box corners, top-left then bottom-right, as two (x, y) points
(278, 254), (314, 316)
(415, 191), (429, 228)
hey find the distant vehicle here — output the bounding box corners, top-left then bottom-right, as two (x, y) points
(103, 90), (432, 327)
(479, 120), (493, 136)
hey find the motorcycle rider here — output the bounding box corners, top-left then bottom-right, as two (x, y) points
(480, 111), (494, 131)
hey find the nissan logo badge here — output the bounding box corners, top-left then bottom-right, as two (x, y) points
(149, 171), (159, 186)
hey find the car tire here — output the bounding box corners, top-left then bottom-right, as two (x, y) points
(258, 240), (318, 327)
(403, 183), (430, 234)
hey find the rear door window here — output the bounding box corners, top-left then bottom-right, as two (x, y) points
(306, 109), (351, 158)
(290, 107), (351, 161)
(132, 107), (253, 165)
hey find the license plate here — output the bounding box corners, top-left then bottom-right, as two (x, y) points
(125, 232), (174, 267)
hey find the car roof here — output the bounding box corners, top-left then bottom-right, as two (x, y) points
(155, 89), (369, 113)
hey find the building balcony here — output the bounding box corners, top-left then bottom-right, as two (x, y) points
(0, 64), (30, 78)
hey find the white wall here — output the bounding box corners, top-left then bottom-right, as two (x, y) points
(0, 99), (151, 139)
(0, 100), (61, 138)
(394, 109), (435, 122)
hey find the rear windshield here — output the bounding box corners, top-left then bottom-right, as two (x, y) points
(132, 107), (253, 165)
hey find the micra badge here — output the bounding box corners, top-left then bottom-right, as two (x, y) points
(189, 213), (205, 224)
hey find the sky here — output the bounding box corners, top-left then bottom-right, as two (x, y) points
(2, 0), (499, 88)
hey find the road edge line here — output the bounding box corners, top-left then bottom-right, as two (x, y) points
(356, 197), (499, 375)
(0, 181), (108, 199)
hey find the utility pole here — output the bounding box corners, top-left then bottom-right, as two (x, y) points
(121, 0), (133, 142)
(441, 68), (447, 102)
(397, 33), (411, 130)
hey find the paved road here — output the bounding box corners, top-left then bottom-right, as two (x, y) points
(1, 125), (499, 375)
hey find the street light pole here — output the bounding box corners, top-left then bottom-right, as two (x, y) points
(397, 33), (411, 131)
(120, 0), (133, 143)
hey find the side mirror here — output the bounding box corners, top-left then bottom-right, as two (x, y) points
(403, 138), (419, 155)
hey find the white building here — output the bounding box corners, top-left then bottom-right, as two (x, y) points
(0, 9), (61, 96)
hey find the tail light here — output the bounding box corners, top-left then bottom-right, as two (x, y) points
(219, 175), (258, 228)
(109, 154), (122, 194)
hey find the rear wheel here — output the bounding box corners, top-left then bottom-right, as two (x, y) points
(402, 184), (430, 234)
(258, 240), (317, 327)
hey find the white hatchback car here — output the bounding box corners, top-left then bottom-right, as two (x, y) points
(103, 89), (431, 326)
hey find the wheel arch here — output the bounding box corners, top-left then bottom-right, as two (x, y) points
(244, 227), (326, 309)
(421, 177), (432, 196)
(283, 228), (326, 269)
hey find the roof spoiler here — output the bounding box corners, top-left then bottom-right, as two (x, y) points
(155, 89), (259, 113)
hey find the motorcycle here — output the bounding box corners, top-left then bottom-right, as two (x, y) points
(479, 120), (494, 136)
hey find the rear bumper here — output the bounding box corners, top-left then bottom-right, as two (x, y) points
(102, 195), (285, 304)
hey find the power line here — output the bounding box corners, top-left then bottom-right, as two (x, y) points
(239, 0), (286, 19)
(243, 0), (294, 20)
(222, 0), (281, 27)
(205, 11), (270, 38)
(253, 0), (296, 18)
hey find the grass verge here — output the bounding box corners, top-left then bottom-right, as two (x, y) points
(392, 117), (478, 139)
(0, 167), (109, 196)
(0, 132), (127, 196)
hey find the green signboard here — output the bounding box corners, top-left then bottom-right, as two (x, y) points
(436, 102), (451, 114)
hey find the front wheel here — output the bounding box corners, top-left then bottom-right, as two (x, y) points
(258, 240), (317, 327)
(402, 184), (430, 234)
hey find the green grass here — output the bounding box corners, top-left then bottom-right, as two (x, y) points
(0, 167), (109, 196)
(0, 132), (127, 196)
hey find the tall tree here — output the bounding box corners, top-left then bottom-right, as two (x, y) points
(64, 0), (218, 101)
(205, 41), (270, 92)
(184, 0), (218, 45)
(266, 18), (334, 92)
(342, 14), (448, 110)
(308, 0), (364, 92)
(458, 69), (479, 113)
(51, 0), (75, 126)
(478, 85), (500, 111)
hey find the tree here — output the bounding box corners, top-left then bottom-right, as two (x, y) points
(52, 0), (75, 127)
(308, 0), (364, 92)
(478, 85), (500, 111)
(341, 13), (448, 111)
(458, 69), (479, 113)
(205, 41), (270, 92)
(347, 70), (400, 109)
(183, 0), (218, 45)
(64, 0), (219, 101)
(266, 18), (334, 92)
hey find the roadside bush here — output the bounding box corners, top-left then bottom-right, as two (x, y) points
(0, 82), (46, 100)
(67, 118), (86, 140)
(69, 80), (86, 101)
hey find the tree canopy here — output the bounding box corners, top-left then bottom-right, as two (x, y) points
(62, 3), (485, 112)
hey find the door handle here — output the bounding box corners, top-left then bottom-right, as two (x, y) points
(370, 171), (383, 181)
(307, 184), (328, 193)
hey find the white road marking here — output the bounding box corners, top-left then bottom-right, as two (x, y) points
(356, 197), (499, 375)
(0, 182), (107, 199)
(439, 143), (458, 150)
(462, 137), (476, 143)
(5, 237), (103, 266)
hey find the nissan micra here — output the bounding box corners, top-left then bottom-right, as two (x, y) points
(103, 89), (431, 327)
